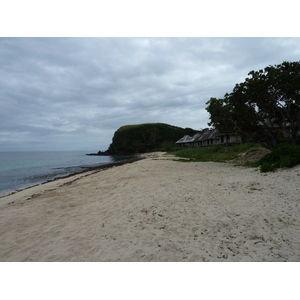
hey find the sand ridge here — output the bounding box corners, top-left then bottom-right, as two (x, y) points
(0, 152), (299, 261)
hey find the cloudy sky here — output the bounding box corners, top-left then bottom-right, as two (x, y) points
(1, 37), (299, 151)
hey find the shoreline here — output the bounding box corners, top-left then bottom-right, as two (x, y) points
(1, 152), (299, 261)
(0, 156), (144, 198)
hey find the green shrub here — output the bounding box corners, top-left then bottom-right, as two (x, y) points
(260, 162), (277, 172)
(258, 143), (300, 172)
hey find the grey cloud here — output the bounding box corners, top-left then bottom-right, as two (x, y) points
(1, 37), (300, 151)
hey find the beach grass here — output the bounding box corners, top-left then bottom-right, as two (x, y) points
(168, 142), (262, 163)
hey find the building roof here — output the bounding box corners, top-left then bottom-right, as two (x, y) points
(176, 129), (220, 144)
(192, 129), (219, 142)
(175, 135), (194, 144)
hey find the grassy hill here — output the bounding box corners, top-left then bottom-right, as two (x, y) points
(107, 123), (197, 154)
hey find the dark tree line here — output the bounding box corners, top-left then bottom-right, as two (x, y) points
(206, 61), (300, 149)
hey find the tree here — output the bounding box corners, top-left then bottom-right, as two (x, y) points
(205, 97), (235, 133)
(206, 61), (300, 149)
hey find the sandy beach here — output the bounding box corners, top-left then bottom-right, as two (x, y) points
(0, 152), (299, 262)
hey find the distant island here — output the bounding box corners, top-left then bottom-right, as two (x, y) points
(87, 123), (198, 155)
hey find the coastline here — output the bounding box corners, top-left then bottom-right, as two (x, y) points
(0, 152), (299, 261)
(0, 156), (143, 198)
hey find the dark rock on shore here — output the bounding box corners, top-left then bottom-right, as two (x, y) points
(86, 151), (111, 156)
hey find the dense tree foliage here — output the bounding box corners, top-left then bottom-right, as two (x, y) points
(107, 123), (198, 154)
(206, 61), (300, 149)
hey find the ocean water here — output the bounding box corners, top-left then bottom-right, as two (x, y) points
(0, 151), (127, 196)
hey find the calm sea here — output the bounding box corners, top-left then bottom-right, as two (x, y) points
(0, 151), (126, 196)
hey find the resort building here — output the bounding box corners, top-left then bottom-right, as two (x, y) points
(175, 135), (195, 147)
(176, 129), (242, 147)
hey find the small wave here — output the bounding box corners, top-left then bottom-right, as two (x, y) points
(22, 163), (108, 184)
(22, 171), (66, 182)
(52, 163), (108, 172)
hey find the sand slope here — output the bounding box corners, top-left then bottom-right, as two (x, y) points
(0, 152), (299, 261)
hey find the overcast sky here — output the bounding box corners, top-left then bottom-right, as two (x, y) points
(1, 37), (300, 151)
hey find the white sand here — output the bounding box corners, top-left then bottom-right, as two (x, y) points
(0, 152), (299, 261)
